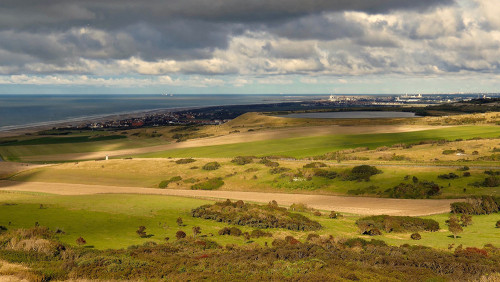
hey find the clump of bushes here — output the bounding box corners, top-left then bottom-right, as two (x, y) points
(231, 156), (254, 165)
(191, 199), (322, 231)
(303, 162), (327, 168)
(312, 169), (337, 179)
(202, 162), (221, 171)
(438, 173), (459, 179)
(176, 158), (196, 164)
(388, 181), (441, 198)
(356, 215), (439, 234)
(341, 165), (382, 181)
(158, 176), (182, 188)
(450, 196), (500, 215)
(411, 233), (421, 240)
(270, 167), (291, 174)
(218, 227), (242, 236)
(482, 176), (500, 187)
(250, 229), (272, 238)
(442, 149), (457, 155)
(176, 230), (186, 240)
(191, 178), (224, 190)
(259, 159), (279, 167)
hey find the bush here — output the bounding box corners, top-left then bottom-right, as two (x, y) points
(442, 150), (456, 155)
(438, 173), (459, 179)
(76, 237), (87, 245)
(450, 202), (475, 214)
(411, 233), (421, 240)
(191, 178), (224, 190)
(231, 156), (254, 165)
(356, 215), (439, 233)
(259, 159), (279, 167)
(329, 211), (339, 219)
(365, 228), (382, 236)
(483, 176), (500, 187)
(158, 176), (182, 188)
(218, 227), (242, 236)
(313, 169), (337, 179)
(496, 220), (500, 228)
(191, 199), (322, 231)
(451, 196), (500, 215)
(175, 158), (196, 164)
(463, 172), (471, 177)
(303, 162), (327, 168)
(176, 230), (186, 240)
(389, 181), (441, 199)
(250, 229), (272, 238)
(136, 226), (147, 238)
(342, 165), (382, 181)
(306, 233), (320, 241)
(269, 167), (291, 174)
(202, 162), (221, 171)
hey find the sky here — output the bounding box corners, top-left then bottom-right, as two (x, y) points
(0, 0), (499, 94)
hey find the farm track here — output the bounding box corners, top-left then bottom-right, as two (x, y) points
(0, 180), (459, 216)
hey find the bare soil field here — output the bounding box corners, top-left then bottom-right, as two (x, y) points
(0, 180), (458, 216)
(20, 124), (439, 162)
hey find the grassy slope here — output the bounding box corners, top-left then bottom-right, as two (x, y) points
(0, 192), (498, 250)
(8, 159), (500, 197)
(135, 126), (500, 159)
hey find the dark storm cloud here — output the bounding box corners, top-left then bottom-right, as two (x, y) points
(0, 0), (454, 29)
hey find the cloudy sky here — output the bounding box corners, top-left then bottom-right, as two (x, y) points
(0, 0), (499, 94)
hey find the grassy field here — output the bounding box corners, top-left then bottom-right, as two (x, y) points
(7, 158), (500, 197)
(134, 126), (500, 159)
(0, 191), (498, 250)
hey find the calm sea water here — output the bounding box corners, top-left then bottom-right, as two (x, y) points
(279, 111), (418, 119)
(0, 94), (312, 131)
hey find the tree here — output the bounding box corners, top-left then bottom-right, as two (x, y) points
(176, 217), (183, 226)
(176, 230), (186, 240)
(447, 215), (463, 239)
(76, 236), (87, 246)
(192, 226), (201, 237)
(136, 226), (147, 238)
(460, 214), (472, 227)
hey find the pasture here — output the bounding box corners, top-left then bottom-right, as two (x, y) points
(0, 192), (498, 250)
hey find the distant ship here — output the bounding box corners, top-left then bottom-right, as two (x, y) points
(162, 93), (174, 97)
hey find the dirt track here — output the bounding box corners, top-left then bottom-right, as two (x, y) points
(0, 180), (459, 216)
(21, 124), (439, 161)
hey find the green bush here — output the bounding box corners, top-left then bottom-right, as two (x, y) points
(202, 162), (221, 171)
(231, 156), (254, 165)
(269, 167), (291, 174)
(191, 178), (224, 190)
(442, 150), (457, 155)
(356, 215), (439, 233)
(451, 196), (500, 215)
(411, 233), (421, 240)
(438, 173), (459, 179)
(191, 199), (322, 231)
(158, 176), (182, 188)
(342, 165), (382, 181)
(175, 158), (196, 164)
(313, 169), (337, 179)
(259, 159), (280, 167)
(303, 162), (327, 168)
(388, 181), (441, 199)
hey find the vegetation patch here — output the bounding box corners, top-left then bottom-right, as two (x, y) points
(341, 165), (382, 181)
(191, 178), (224, 190)
(356, 215), (440, 233)
(202, 162), (221, 171)
(388, 181), (441, 199)
(450, 196), (500, 215)
(158, 176), (182, 188)
(191, 200), (322, 231)
(175, 158), (196, 164)
(303, 162), (327, 168)
(231, 156), (254, 165)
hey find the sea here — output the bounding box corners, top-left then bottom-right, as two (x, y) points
(0, 94), (317, 132)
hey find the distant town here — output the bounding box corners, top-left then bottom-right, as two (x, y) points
(62, 93), (499, 131)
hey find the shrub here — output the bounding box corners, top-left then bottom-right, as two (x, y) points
(176, 217), (183, 226)
(250, 229), (272, 238)
(483, 176), (500, 187)
(313, 169), (337, 179)
(192, 226), (201, 237)
(411, 233), (421, 240)
(306, 233), (320, 241)
(303, 162), (327, 168)
(76, 236), (87, 245)
(356, 215), (439, 233)
(496, 220), (500, 228)
(218, 227), (242, 236)
(329, 211), (339, 219)
(438, 173), (459, 179)
(175, 230), (186, 240)
(259, 159), (279, 167)
(343, 165), (382, 181)
(175, 158), (196, 164)
(158, 176), (182, 188)
(313, 211), (322, 216)
(284, 236), (300, 245)
(269, 167), (291, 174)
(231, 156), (254, 165)
(365, 228), (382, 236)
(191, 200), (322, 231)
(458, 166), (470, 171)
(451, 202), (475, 214)
(202, 162), (221, 171)
(463, 172), (471, 177)
(191, 178), (224, 190)
(389, 181), (441, 199)
(452, 196), (500, 215)
(136, 226), (147, 238)
(442, 150), (456, 155)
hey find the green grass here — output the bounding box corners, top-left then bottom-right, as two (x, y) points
(0, 191), (498, 250)
(134, 126), (500, 159)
